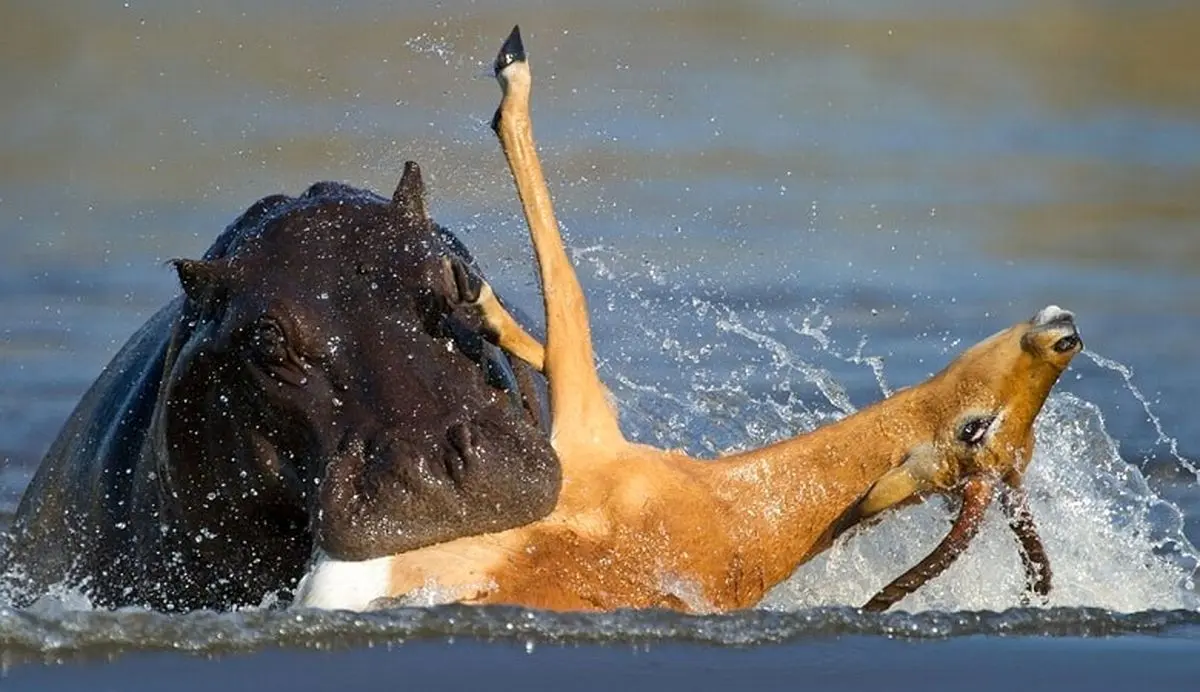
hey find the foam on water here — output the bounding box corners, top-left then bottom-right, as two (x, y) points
(768, 392), (1199, 612)
(571, 247), (1200, 614)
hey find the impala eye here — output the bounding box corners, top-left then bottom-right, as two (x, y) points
(958, 416), (996, 447)
(1053, 333), (1080, 353)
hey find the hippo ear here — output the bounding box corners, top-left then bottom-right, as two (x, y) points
(172, 259), (230, 307)
(391, 160), (430, 224)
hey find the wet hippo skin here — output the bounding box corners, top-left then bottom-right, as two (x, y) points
(2, 163), (559, 611)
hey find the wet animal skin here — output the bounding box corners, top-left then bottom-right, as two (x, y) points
(297, 27), (1082, 613)
(4, 165), (560, 611)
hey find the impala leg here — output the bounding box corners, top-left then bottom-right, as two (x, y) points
(491, 26), (624, 452)
(443, 256), (546, 371)
(476, 283), (546, 372)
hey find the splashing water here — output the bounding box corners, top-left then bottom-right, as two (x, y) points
(404, 34), (461, 69)
(1083, 350), (1200, 482)
(2, 248), (1199, 662)
(768, 393), (1199, 613)
(570, 247), (1200, 614)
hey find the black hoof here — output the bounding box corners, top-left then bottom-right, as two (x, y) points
(494, 25), (526, 76)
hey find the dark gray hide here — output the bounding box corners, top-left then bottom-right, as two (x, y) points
(3, 165), (557, 611)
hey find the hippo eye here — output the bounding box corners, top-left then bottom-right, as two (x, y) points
(1052, 334), (1080, 353)
(957, 416), (995, 447)
(251, 319), (289, 365)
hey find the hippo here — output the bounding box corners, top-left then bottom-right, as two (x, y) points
(2, 162), (559, 611)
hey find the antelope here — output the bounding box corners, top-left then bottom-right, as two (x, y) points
(296, 26), (1082, 613)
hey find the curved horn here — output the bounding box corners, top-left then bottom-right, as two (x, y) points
(862, 473), (996, 612)
(392, 160), (430, 223)
(1000, 482), (1052, 599)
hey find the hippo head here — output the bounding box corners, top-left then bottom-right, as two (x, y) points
(161, 163), (559, 563)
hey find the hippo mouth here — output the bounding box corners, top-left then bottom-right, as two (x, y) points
(346, 423), (479, 494)
(314, 408), (559, 562)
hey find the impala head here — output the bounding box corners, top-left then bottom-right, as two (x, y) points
(847, 305), (1082, 523)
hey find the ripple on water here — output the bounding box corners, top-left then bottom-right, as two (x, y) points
(2, 604), (1200, 667)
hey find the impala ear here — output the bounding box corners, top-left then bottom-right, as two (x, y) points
(392, 160), (430, 224)
(828, 444), (941, 541)
(855, 465), (926, 520)
(172, 258), (231, 308)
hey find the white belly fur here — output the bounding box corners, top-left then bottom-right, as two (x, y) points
(294, 550), (393, 611)
(294, 533), (523, 610)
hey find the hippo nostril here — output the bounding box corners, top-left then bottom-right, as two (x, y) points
(444, 422), (480, 486)
(364, 429), (414, 465)
(357, 429), (434, 489)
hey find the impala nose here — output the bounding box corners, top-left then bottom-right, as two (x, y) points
(1029, 305), (1082, 354)
(1032, 305), (1075, 329)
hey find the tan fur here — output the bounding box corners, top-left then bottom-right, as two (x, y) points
(473, 282), (545, 371)
(372, 30), (1081, 613)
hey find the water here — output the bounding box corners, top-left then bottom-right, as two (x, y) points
(2, 0), (1200, 687)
